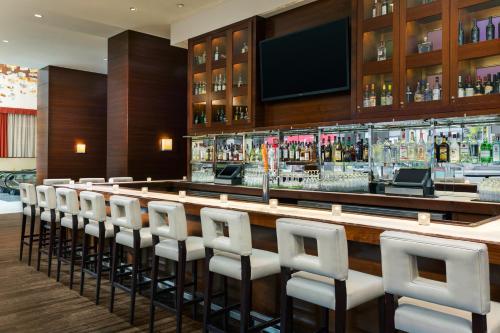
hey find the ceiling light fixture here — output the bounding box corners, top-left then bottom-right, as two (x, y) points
(2, 40), (8, 43)
(177, 3), (185, 8)
(104, 58), (108, 61)
(34, 14), (43, 18)
(130, 7), (137, 11)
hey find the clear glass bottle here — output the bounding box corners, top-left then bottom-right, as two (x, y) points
(386, 84), (393, 105)
(417, 131), (427, 161)
(458, 21), (465, 45)
(493, 135), (500, 164)
(418, 36), (433, 53)
(471, 19), (480, 43)
(486, 16), (495, 41)
(399, 130), (409, 162)
(408, 131), (417, 161)
(449, 134), (460, 163)
(363, 84), (370, 108)
(460, 134), (470, 163)
(369, 83), (377, 107)
(377, 39), (387, 61)
(457, 75), (465, 98)
(432, 76), (441, 101)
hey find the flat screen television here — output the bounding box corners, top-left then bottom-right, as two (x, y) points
(259, 17), (350, 102)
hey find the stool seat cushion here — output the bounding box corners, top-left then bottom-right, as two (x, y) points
(395, 297), (500, 333)
(155, 236), (205, 262)
(209, 249), (280, 281)
(116, 227), (153, 248)
(61, 215), (84, 229)
(85, 218), (115, 238)
(23, 206), (40, 217)
(286, 270), (384, 311)
(41, 210), (61, 223)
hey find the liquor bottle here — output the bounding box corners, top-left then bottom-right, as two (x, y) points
(295, 141), (301, 161)
(406, 85), (414, 103)
(237, 73), (244, 88)
(356, 135), (364, 161)
(343, 137), (351, 162)
(283, 142), (289, 161)
(424, 81), (432, 102)
(377, 39), (387, 61)
(414, 81), (424, 102)
(457, 75), (465, 98)
(484, 74), (494, 95)
(470, 135), (479, 164)
(438, 134), (449, 163)
(214, 46), (220, 61)
(381, 84), (387, 106)
(372, 0), (379, 18)
(495, 74), (500, 94)
(221, 74), (226, 91)
(465, 75), (475, 97)
(304, 142), (310, 161)
(493, 136), (500, 164)
(480, 127), (492, 164)
(241, 42), (249, 54)
(369, 83), (377, 107)
(334, 137), (343, 162)
(320, 139), (326, 162)
(418, 36), (433, 54)
(363, 84), (370, 108)
(474, 76), (483, 96)
(384, 137), (392, 164)
(349, 137), (357, 162)
(386, 84), (393, 105)
(399, 130), (408, 162)
(486, 16), (495, 40)
(471, 19), (480, 43)
(363, 139), (369, 162)
(325, 137), (332, 162)
(417, 131), (426, 161)
(390, 135), (399, 164)
(449, 134), (460, 163)
(432, 76), (441, 101)
(460, 135), (470, 162)
(381, 0), (389, 15)
(408, 131), (417, 161)
(458, 21), (465, 45)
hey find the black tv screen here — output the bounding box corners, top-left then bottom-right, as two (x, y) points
(260, 18), (350, 102)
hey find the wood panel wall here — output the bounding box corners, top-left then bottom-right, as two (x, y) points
(262, 0), (353, 127)
(107, 31), (188, 180)
(36, 66), (107, 183)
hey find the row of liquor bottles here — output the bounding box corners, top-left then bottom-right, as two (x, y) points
(457, 74), (500, 98)
(212, 106), (249, 123)
(458, 17), (499, 45)
(406, 77), (442, 103)
(370, 0), (394, 18)
(363, 83), (394, 107)
(193, 42), (250, 66)
(193, 73), (246, 96)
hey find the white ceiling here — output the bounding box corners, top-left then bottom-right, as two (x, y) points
(0, 0), (224, 74)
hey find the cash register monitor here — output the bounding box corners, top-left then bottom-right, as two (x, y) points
(393, 168), (430, 186)
(217, 165), (241, 178)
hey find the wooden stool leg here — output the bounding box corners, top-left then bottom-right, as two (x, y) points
(223, 276), (229, 331)
(19, 213), (27, 261)
(321, 307), (329, 332)
(56, 225), (64, 282)
(69, 221), (78, 289)
(176, 241), (187, 333)
(95, 224), (105, 304)
(280, 267), (293, 333)
(149, 252), (160, 333)
(334, 280), (347, 333)
(28, 212), (36, 266)
(192, 260), (198, 319)
(80, 232), (89, 295)
(36, 220), (45, 271)
(130, 230), (140, 324)
(203, 248), (214, 333)
(47, 217), (57, 277)
(109, 226), (120, 313)
(240, 255), (251, 333)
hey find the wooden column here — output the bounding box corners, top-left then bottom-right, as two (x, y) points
(107, 30), (187, 180)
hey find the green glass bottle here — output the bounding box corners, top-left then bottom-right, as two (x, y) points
(480, 127), (492, 164)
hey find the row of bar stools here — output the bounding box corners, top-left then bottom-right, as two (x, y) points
(80, 191), (116, 304)
(109, 196), (153, 324)
(36, 185), (61, 277)
(276, 218), (385, 333)
(201, 208), (281, 333)
(19, 183), (39, 265)
(148, 201), (205, 333)
(55, 187), (83, 289)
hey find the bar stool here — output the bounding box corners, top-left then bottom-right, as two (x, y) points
(380, 231), (500, 333)
(36, 185), (61, 277)
(201, 207), (281, 333)
(276, 218), (385, 333)
(109, 195), (153, 324)
(19, 183), (39, 265)
(79, 178), (106, 184)
(148, 201), (205, 333)
(55, 187), (83, 289)
(43, 178), (72, 185)
(79, 191), (116, 305)
(109, 177), (133, 183)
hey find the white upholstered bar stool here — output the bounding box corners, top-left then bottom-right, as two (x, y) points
(201, 207), (281, 333)
(380, 231), (500, 333)
(109, 195), (153, 324)
(276, 218), (385, 333)
(36, 185), (61, 277)
(148, 201), (205, 333)
(43, 178), (72, 185)
(79, 191), (116, 304)
(55, 187), (83, 289)
(19, 183), (39, 265)
(109, 177), (133, 183)
(79, 178), (106, 184)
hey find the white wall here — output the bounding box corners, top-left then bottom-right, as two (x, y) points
(170, 0), (318, 46)
(0, 158), (36, 171)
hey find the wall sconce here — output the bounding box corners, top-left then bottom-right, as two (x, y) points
(160, 138), (173, 151)
(76, 143), (86, 154)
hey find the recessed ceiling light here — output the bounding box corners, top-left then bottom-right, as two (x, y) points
(2, 40), (8, 43)
(104, 58), (108, 61)
(34, 14), (43, 18)
(130, 7), (137, 11)
(177, 3), (185, 8)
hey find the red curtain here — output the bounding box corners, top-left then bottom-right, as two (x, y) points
(0, 113), (7, 157)
(0, 107), (37, 115)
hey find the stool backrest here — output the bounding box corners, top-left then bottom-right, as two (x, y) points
(148, 201), (187, 241)
(20, 183), (37, 206)
(380, 231), (490, 315)
(79, 191), (106, 222)
(277, 218), (349, 280)
(110, 195), (142, 230)
(200, 207), (252, 256)
(43, 178), (71, 185)
(56, 188), (79, 215)
(108, 177), (133, 183)
(36, 185), (57, 210)
(78, 178), (105, 184)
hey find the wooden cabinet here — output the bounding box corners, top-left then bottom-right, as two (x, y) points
(187, 17), (264, 135)
(356, 0), (500, 121)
